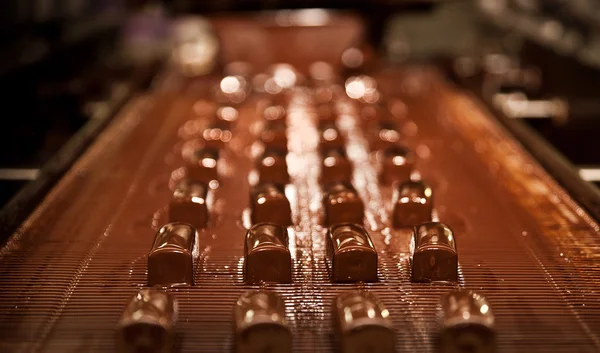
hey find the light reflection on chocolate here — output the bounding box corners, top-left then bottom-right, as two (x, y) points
(326, 223), (377, 282)
(234, 291), (292, 353)
(333, 291), (394, 353)
(148, 222), (197, 287)
(321, 148), (353, 185)
(116, 289), (176, 353)
(411, 222), (458, 283)
(169, 180), (210, 230)
(263, 105), (287, 128)
(244, 223), (291, 284)
(319, 126), (346, 154)
(257, 149), (289, 186)
(186, 147), (219, 183)
(439, 290), (495, 353)
(392, 180), (433, 228)
(323, 182), (364, 226)
(250, 182), (292, 226)
(380, 145), (416, 185)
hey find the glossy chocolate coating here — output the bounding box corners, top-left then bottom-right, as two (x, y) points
(326, 223), (377, 282)
(234, 291), (292, 353)
(148, 222), (197, 287)
(439, 290), (495, 353)
(186, 147), (219, 183)
(244, 223), (291, 284)
(260, 124), (288, 152)
(257, 149), (289, 185)
(380, 145), (416, 185)
(323, 182), (364, 226)
(262, 105), (287, 128)
(319, 126), (346, 154)
(202, 122), (232, 150)
(169, 180), (210, 230)
(369, 120), (401, 151)
(392, 180), (433, 228)
(250, 182), (292, 226)
(411, 222), (458, 283)
(117, 289), (176, 353)
(333, 291), (394, 353)
(321, 148), (353, 185)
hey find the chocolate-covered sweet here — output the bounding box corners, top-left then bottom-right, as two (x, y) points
(326, 223), (377, 282)
(215, 106), (240, 129)
(250, 182), (292, 226)
(392, 180), (433, 228)
(169, 180), (210, 230)
(321, 148), (353, 185)
(202, 122), (233, 150)
(319, 126), (346, 154)
(116, 289), (176, 353)
(260, 124), (288, 152)
(244, 223), (291, 284)
(439, 290), (495, 353)
(369, 120), (401, 151)
(411, 222), (458, 283)
(323, 182), (364, 226)
(380, 145), (416, 185)
(234, 291), (292, 353)
(186, 147), (219, 183)
(333, 291), (394, 353)
(257, 149), (289, 185)
(148, 222), (197, 287)
(263, 105), (287, 128)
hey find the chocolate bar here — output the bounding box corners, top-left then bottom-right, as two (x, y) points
(169, 179), (210, 230)
(234, 291), (292, 353)
(250, 182), (292, 226)
(323, 182), (364, 226)
(116, 289), (176, 353)
(333, 291), (394, 353)
(326, 223), (377, 282)
(411, 222), (458, 283)
(392, 180), (433, 228)
(439, 290), (495, 353)
(148, 222), (197, 287)
(244, 223), (292, 284)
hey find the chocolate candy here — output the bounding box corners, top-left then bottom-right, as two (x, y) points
(202, 122), (232, 150)
(263, 105), (287, 128)
(169, 180), (210, 230)
(323, 182), (364, 226)
(439, 290), (495, 353)
(392, 180), (433, 228)
(257, 149), (289, 185)
(148, 222), (197, 287)
(326, 223), (377, 282)
(250, 182), (292, 226)
(186, 147), (219, 183)
(244, 223), (292, 284)
(116, 289), (176, 353)
(380, 145), (416, 185)
(369, 120), (401, 151)
(321, 148), (353, 185)
(234, 291), (292, 353)
(319, 126), (346, 154)
(215, 105), (240, 129)
(411, 222), (458, 283)
(260, 124), (288, 152)
(333, 291), (394, 353)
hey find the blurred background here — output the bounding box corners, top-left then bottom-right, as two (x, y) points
(1, 0), (600, 233)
